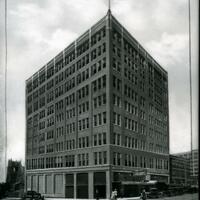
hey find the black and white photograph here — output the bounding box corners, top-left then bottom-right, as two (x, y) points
(0, 0), (199, 199)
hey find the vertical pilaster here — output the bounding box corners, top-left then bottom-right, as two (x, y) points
(88, 171), (94, 199)
(53, 173), (55, 194)
(106, 9), (113, 197)
(106, 170), (111, 199)
(43, 174), (46, 194)
(36, 175), (39, 192)
(63, 173), (66, 197)
(74, 173), (77, 199)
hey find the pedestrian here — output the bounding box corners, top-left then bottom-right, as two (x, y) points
(111, 188), (117, 200)
(114, 188), (118, 200)
(95, 189), (99, 200)
(140, 189), (147, 200)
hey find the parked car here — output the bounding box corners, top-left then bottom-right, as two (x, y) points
(22, 190), (44, 200)
(162, 189), (173, 197)
(147, 188), (163, 199)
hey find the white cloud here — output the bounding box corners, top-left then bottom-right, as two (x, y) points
(146, 32), (188, 67)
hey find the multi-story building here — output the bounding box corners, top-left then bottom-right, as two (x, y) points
(169, 155), (190, 186)
(25, 10), (169, 198)
(174, 149), (198, 186)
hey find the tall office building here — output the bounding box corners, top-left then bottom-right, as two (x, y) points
(25, 10), (169, 198)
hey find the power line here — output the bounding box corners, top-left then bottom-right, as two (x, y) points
(188, 0), (194, 192)
(188, 0), (192, 163)
(4, 0), (8, 180)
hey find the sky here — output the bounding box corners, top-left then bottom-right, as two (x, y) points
(0, 0), (198, 164)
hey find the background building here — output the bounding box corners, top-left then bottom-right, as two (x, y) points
(25, 10), (169, 198)
(6, 159), (24, 196)
(174, 149), (199, 186)
(169, 155), (190, 186)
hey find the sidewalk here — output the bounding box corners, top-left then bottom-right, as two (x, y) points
(45, 198), (140, 200)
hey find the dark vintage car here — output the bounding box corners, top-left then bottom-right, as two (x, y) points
(147, 188), (163, 199)
(22, 191), (44, 200)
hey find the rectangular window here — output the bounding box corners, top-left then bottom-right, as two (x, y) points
(103, 151), (107, 164)
(103, 132), (106, 144)
(94, 152), (97, 165)
(98, 134), (102, 145)
(103, 112), (106, 124)
(94, 135), (97, 146)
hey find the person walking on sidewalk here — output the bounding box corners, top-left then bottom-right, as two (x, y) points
(140, 189), (147, 200)
(111, 188), (118, 200)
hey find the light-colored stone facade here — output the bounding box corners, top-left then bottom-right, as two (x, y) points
(25, 10), (169, 198)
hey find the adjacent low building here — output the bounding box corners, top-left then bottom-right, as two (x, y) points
(25, 10), (170, 198)
(169, 155), (190, 186)
(174, 149), (199, 186)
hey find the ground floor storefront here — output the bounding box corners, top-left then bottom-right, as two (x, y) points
(26, 166), (169, 199)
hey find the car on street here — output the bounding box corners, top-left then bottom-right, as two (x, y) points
(22, 190), (44, 200)
(147, 188), (163, 199)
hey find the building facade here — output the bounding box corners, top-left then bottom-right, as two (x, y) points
(25, 11), (169, 198)
(169, 155), (190, 186)
(174, 149), (199, 186)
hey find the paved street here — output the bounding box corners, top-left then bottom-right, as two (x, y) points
(1, 193), (198, 200)
(145, 193), (198, 200)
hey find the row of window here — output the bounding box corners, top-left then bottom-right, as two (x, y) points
(113, 112), (121, 126)
(93, 132), (106, 146)
(78, 118), (89, 131)
(29, 119), (166, 143)
(66, 107), (76, 119)
(66, 122), (75, 134)
(113, 152), (169, 170)
(77, 68), (89, 85)
(77, 85), (89, 100)
(56, 126), (64, 138)
(92, 75), (106, 92)
(113, 94), (121, 107)
(91, 27), (106, 46)
(113, 75), (121, 91)
(28, 74), (106, 116)
(124, 84), (138, 102)
(34, 135), (167, 154)
(124, 68), (138, 85)
(78, 153), (89, 166)
(56, 142), (64, 152)
(124, 117), (138, 132)
(28, 58), (106, 105)
(26, 27), (106, 94)
(47, 105), (54, 116)
(93, 112), (107, 126)
(47, 116), (54, 128)
(38, 133), (108, 153)
(91, 43), (106, 61)
(26, 152), (168, 170)
(79, 101), (89, 114)
(78, 136), (89, 148)
(56, 112), (64, 122)
(113, 57), (121, 73)
(124, 136), (145, 150)
(94, 151), (107, 165)
(125, 101), (138, 116)
(91, 57), (106, 76)
(112, 133), (168, 153)
(93, 93), (106, 108)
